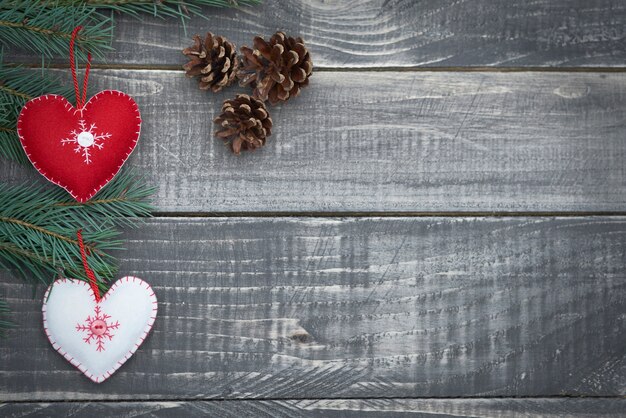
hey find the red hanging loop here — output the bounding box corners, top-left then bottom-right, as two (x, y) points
(69, 26), (92, 109)
(77, 229), (101, 301)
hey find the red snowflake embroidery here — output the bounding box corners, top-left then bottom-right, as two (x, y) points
(75, 305), (120, 352)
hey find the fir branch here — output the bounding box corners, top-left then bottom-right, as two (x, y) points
(0, 102), (27, 163)
(0, 168), (155, 289)
(0, 216), (100, 253)
(51, 169), (155, 226)
(0, 64), (72, 164)
(0, 65), (72, 101)
(0, 1), (113, 61)
(49, 1), (261, 20)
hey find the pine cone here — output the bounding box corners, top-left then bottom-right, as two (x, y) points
(182, 32), (238, 92)
(237, 31), (313, 105)
(214, 94), (273, 155)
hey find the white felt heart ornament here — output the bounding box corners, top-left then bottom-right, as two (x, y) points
(42, 277), (157, 383)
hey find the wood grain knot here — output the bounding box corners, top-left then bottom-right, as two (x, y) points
(290, 330), (312, 343)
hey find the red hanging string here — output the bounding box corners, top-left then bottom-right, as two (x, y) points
(69, 26), (92, 109)
(77, 229), (101, 301)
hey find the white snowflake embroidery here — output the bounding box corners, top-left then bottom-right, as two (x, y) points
(61, 119), (111, 164)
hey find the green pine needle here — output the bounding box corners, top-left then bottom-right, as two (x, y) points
(0, 169), (154, 292)
(0, 1), (114, 61)
(0, 63), (73, 164)
(0, 102), (27, 163)
(55, 1), (262, 20)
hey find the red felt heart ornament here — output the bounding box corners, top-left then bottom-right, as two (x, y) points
(17, 91), (141, 202)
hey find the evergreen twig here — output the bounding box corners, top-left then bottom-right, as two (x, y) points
(0, 1), (113, 61)
(0, 63), (73, 164)
(0, 169), (155, 291)
(49, 0), (261, 21)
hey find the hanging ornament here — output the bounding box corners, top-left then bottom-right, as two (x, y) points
(17, 26), (141, 202)
(42, 230), (157, 383)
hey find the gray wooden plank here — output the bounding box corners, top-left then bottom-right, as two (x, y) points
(0, 217), (625, 400)
(7, 0), (626, 67)
(2, 398), (625, 417)
(3, 69), (626, 212)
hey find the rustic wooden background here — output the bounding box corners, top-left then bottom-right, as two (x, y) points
(1, 0), (626, 416)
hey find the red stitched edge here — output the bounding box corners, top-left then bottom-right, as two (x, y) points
(42, 276), (158, 384)
(17, 90), (142, 203)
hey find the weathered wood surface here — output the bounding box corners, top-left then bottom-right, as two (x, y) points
(2, 0), (626, 413)
(8, 0), (626, 68)
(1, 217), (625, 400)
(2, 398), (625, 417)
(3, 69), (626, 213)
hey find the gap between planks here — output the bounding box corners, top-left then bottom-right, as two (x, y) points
(152, 211), (626, 218)
(8, 63), (626, 73)
(2, 396), (624, 404)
